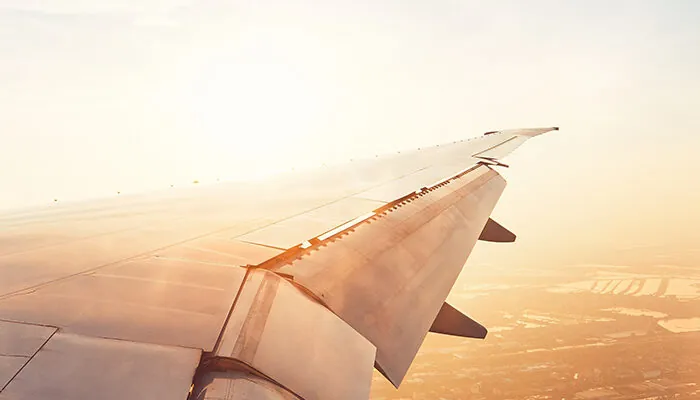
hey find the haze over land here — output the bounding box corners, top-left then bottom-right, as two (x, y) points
(1, 1), (699, 398)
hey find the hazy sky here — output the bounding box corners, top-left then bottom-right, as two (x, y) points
(1, 0), (699, 266)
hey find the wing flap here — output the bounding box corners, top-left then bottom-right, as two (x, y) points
(211, 269), (376, 400)
(280, 165), (506, 386)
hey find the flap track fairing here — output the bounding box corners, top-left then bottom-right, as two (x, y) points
(478, 218), (516, 243)
(429, 302), (487, 339)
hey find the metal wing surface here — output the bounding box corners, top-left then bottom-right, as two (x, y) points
(0, 127), (558, 400)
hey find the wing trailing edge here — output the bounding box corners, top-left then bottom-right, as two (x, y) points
(278, 165), (506, 387)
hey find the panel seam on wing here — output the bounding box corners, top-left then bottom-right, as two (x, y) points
(253, 164), (494, 272)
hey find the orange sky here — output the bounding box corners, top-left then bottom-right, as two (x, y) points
(1, 4), (699, 399)
(1, 0), (699, 265)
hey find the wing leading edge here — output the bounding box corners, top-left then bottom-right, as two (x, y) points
(0, 127), (558, 399)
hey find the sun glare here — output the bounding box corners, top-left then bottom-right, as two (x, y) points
(188, 55), (323, 181)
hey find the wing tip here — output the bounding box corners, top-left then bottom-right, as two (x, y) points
(521, 126), (560, 137)
(483, 126), (559, 137)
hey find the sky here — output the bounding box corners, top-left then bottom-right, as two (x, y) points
(1, 0), (699, 265)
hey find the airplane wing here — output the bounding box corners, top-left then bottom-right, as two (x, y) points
(0, 127), (558, 400)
